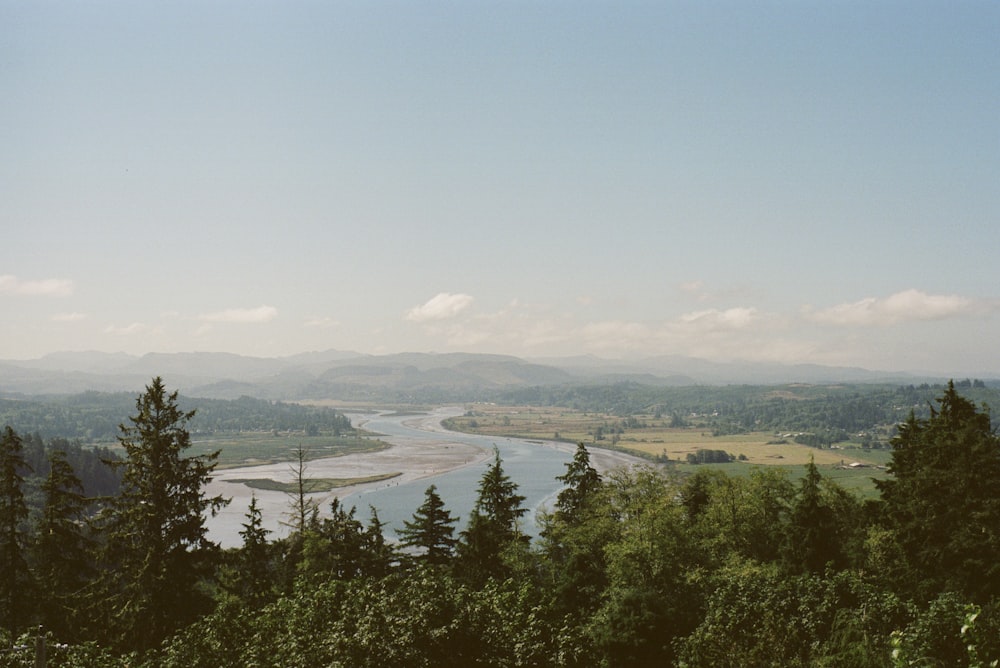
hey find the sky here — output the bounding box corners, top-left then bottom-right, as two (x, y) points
(3, 1), (999, 375)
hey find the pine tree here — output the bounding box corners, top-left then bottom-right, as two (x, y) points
(876, 381), (1000, 601)
(553, 442), (602, 524)
(398, 484), (458, 566)
(0, 426), (31, 637)
(228, 494), (274, 608)
(782, 457), (840, 574)
(96, 377), (229, 651)
(33, 447), (93, 640)
(458, 447), (527, 582)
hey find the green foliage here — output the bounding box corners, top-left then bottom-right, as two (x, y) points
(0, 426), (30, 637)
(398, 484), (459, 566)
(678, 566), (911, 667)
(684, 448), (733, 464)
(9, 380), (1000, 667)
(890, 593), (1000, 668)
(876, 381), (1000, 602)
(457, 447), (528, 583)
(93, 377), (229, 652)
(31, 448), (94, 641)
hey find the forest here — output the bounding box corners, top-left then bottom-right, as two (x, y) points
(1, 378), (999, 666)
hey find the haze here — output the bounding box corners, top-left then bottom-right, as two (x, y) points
(3, 3), (999, 376)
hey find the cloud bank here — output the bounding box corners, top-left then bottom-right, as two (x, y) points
(806, 289), (988, 326)
(0, 275), (74, 297)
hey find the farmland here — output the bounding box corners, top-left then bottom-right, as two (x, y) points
(444, 403), (890, 496)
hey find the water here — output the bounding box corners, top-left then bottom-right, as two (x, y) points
(345, 411), (573, 540)
(204, 408), (576, 548)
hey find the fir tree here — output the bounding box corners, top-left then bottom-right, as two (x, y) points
(458, 447), (527, 582)
(0, 426), (31, 637)
(398, 484), (458, 566)
(95, 377), (229, 651)
(33, 447), (93, 640)
(876, 381), (1000, 601)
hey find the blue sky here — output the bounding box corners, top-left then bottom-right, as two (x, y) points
(3, 2), (999, 375)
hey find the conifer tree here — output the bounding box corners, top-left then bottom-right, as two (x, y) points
(553, 442), (602, 524)
(96, 377), (228, 651)
(398, 484), (458, 566)
(33, 447), (93, 640)
(0, 426), (31, 637)
(227, 494), (274, 608)
(876, 381), (1000, 601)
(782, 457), (840, 574)
(458, 447), (527, 582)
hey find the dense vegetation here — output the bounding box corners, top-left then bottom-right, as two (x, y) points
(0, 392), (352, 443)
(1, 379), (998, 666)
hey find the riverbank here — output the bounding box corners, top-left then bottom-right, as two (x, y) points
(204, 407), (649, 548)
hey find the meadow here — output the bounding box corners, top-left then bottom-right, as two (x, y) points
(446, 404), (891, 497)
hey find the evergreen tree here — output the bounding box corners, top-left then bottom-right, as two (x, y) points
(553, 442), (602, 524)
(398, 484), (458, 566)
(95, 377), (229, 651)
(540, 444), (610, 618)
(0, 426), (31, 637)
(223, 494), (275, 608)
(782, 457), (841, 574)
(876, 381), (1000, 601)
(298, 497), (368, 582)
(457, 447), (527, 582)
(361, 506), (395, 577)
(32, 447), (93, 640)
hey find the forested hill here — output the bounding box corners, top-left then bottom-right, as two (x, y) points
(0, 391), (352, 443)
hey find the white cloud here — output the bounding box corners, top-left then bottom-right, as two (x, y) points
(304, 316), (339, 329)
(199, 305), (278, 324)
(679, 307), (758, 328)
(405, 293), (474, 322)
(105, 322), (151, 336)
(806, 289), (987, 326)
(0, 274), (74, 297)
(51, 312), (88, 322)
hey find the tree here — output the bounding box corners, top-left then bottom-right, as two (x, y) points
(32, 447), (93, 640)
(876, 381), (1000, 601)
(285, 445), (318, 534)
(96, 377), (229, 651)
(0, 426), (31, 637)
(539, 443), (610, 618)
(782, 457), (841, 574)
(398, 484), (459, 566)
(298, 497), (368, 582)
(221, 494), (275, 608)
(553, 442), (601, 524)
(457, 447), (527, 582)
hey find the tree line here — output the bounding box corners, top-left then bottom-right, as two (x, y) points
(1, 378), (999, 666)
(0, 391), (352, 443)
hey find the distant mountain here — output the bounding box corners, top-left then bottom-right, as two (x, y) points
(0, 349), (938, 401)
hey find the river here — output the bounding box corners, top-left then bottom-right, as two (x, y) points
(204, 407), (644, 549)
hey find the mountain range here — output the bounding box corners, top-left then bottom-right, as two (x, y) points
(0, 350), (936, 401)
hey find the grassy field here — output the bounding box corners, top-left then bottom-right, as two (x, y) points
(185, 432), (391, 469)
(447, 404), (891, 497)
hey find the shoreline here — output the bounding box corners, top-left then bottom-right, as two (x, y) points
(204, 407), (647, 547)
